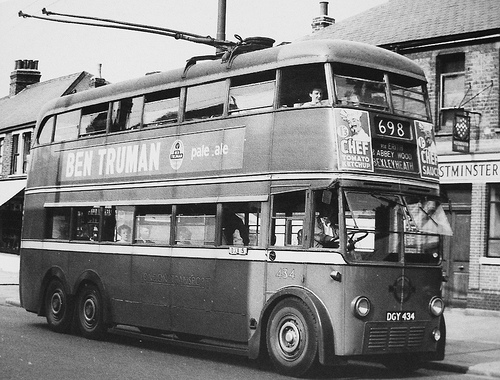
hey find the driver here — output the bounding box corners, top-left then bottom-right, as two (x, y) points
(314, 207), (339, 248)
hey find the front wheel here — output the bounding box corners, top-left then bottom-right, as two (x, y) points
(76, 283), (106, 340)
(44, 279), (73, 333)
(266, 298), (319, 377)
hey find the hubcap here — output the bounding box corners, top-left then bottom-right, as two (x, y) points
(83, 298), (96, 324)
(279, 320), (300, 355)
(51, 292), (63, 315)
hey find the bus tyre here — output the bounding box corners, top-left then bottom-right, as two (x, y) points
(76, 283), (106, 340)
(44, 279), (73, 333)
(266, 298), (319, 377)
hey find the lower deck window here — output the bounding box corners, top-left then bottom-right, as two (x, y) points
(135, 206), (172, 244)
(176, 204), (216, 245)
(44, 201), (260, 248)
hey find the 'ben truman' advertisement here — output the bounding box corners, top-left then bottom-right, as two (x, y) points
(60, 127), (246, 183)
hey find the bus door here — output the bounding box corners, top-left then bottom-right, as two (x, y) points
(266, 190), (308, 296)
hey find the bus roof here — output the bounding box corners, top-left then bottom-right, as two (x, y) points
(40, 39), (426, 116)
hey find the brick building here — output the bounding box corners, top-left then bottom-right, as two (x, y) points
(0, 61), (99, 254)
(306, 0), (500, 310)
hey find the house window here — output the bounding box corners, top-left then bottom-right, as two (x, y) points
(438, 53), (465, 133)
(0, 135), (4, 171)
(22, 132), (31, 173)
(488, 184), (500, 258)
(10, 129), (32, 175)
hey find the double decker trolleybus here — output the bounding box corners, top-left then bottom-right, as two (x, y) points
(20, 38), (452, 376)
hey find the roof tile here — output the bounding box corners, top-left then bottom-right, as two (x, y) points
(303, 0), (500, 46)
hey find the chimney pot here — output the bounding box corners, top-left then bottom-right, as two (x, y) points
(10, 59), (42, 96)
(320, 1), (328, 16)
(312, 1), (334, 32)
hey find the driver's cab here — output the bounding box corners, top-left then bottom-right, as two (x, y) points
(269, 186), (452, 264)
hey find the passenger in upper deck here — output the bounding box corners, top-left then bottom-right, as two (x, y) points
(301, 87), (329, 107)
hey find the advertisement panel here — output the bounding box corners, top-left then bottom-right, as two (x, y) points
(60, 127), (246, 183)
(334, 108), (439, 181)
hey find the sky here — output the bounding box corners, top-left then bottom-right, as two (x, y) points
(0, 0), (387, 98)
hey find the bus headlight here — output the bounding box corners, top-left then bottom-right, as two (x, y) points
(429, 296), (444, 316)
(352, 296), (371, 318)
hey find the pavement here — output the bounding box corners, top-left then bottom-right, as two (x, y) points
(2, 252), (500, 377)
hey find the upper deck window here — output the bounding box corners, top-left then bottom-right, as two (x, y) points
(110, 96), (143, 132)
(54, 110), (80, 142)
(229, 71), (275, 114)
(280, 64), (329, 108)
(390, 83), (428, 120)
(143, 88), (180, 126)
(335, 75), (388, 110)
(80, 103), (109, 136)
(185, 81), (225, 121)
(333, 64), (430, 121)
(38, 116), (55, 145)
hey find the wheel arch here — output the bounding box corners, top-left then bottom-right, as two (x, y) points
(38, 266), (71, 316)
(248, 286), (336, 366)
(73, 269), (112, 325)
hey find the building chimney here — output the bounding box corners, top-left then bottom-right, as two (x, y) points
(312, 1), (335, 32)
(9, 59), (41, 96)
(90, 63), (107, 88)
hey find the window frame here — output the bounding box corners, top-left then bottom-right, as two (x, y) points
(438, 53), (466, 134)
(10, 128), (33, 175)
(487, 184), (500, 258)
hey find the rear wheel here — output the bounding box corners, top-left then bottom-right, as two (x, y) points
(44, 279), (73, 333)
(266, 298), (319, 377)
(76, 283), (106, 340)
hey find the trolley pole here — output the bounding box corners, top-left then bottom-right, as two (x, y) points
(216, 0), (227, 54)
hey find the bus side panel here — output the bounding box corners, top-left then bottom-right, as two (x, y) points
(303, 262), (346, 355)
(342, 265), (442, 357)
(20, 248), (48, 313)
(73, 252), (173, 330)
(169, 256), (216, 337)
(272, 109), (336, 172)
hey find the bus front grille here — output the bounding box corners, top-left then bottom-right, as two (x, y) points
(363, 322), (427, 353)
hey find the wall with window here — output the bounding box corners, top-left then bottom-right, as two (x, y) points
(0, 127), (33, 176)
(407, 41), (500, 310)
(0, 128), (32, 254)
(407, 43), (499, 153)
